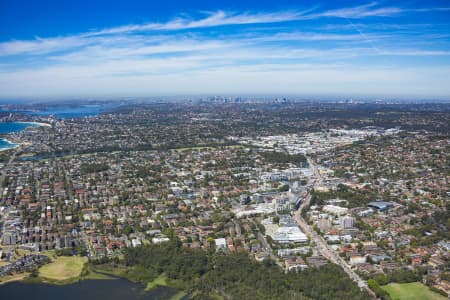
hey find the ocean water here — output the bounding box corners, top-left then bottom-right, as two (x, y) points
(0, 122), (39, 150)
(0, 138), (17, 150)
(0, 103), (121, 150)
(0, 122), (39, 134)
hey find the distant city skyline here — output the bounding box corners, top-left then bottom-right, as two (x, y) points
(1, 0), (450, 99)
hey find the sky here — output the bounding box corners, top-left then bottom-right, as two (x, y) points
(0, 0), (450, 100)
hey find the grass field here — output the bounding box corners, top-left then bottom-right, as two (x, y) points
(91, 263), (128, 277)
(0, 254), (113, 286)
(145, 275), (187, 299)
(38, 256), (87, 282)
(382, 282), (446, 300)
(145, 274), (168, 291)
(170, 291), (187, 300)
(82, 265), (114, 280)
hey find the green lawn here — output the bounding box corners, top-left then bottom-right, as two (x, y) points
(382, 282), (446, 300)
(81, 265), (114, 280)
(37, 256), (114, 284)
(38, 256), (87, 281)
(145, 275), (187, 299)
(145, 274), (168, 291)
(90, 263), (128, 277)
(170, 291), (187, 300)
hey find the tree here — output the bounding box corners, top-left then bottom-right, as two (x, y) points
(116, 226), (370, 300)
(123, 225), (133, 236)
(278, 184), (289, 192)
(368, 279), (391, 300)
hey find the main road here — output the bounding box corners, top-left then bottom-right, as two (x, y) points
(293, 156), (376, 298)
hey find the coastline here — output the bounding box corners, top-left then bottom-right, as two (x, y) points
(0, 121), (50, 152)
(12, 121), (51, 128)
(0, 273), (30, 285)
(20, 121), (51, 127)
(0, 257), (113, 286)
(0, 139), (19, 152)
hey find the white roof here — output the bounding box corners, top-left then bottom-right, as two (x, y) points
(215, 238), (227, 247)
(272, 226), (308, 243)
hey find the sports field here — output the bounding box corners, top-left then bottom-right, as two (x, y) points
(382, 282), (446, 300)
(38, 256), (87, 281)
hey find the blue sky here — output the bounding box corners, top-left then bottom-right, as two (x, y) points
(0, 0), (449, 99)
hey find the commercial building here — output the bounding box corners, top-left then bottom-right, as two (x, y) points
(323, 205), (348, 216)
(272, 226), (308, 244)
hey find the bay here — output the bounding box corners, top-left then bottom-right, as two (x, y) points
(31, 105), (103, 118)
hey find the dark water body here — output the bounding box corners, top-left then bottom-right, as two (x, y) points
(0, 279), (182, 300)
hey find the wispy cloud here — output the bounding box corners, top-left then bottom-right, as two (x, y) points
(85, 2), (423, 36)
(1, 2), (448, 57)
(0, 36), (89, 56)
(0, 2), (449, 98)
(86, 10), (313, 36)
(312, 2), (403, 19)
(81, 4), (403, 37)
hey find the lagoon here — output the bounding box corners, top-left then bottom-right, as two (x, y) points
(0, 278), (182, 300)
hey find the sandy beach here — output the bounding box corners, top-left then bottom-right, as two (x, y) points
(17, 121), (51, 127)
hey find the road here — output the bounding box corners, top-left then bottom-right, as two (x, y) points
(293, 156), (376, 298)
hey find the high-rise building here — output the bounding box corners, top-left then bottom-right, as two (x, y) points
(2, 231), (18, 245)
(341, 216), (355, 229)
